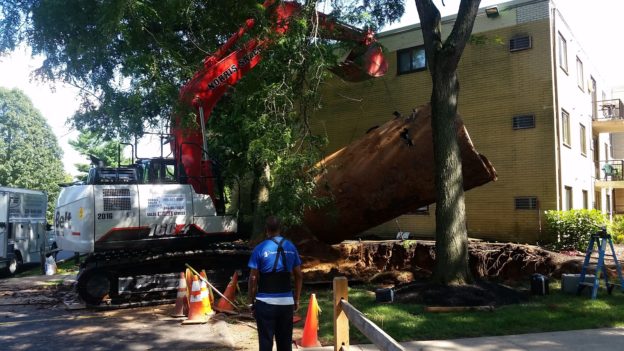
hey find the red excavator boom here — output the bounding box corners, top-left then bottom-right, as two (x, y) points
(171, 0), (388, 202)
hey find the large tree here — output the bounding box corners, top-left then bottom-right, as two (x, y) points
(0, 87), (68, 221)
(0, 1), (403, 231)
(415, 0), (481, 284)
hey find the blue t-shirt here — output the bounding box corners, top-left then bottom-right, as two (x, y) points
(248, 236), (302, 304)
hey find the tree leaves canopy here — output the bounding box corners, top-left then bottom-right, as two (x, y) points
(0, 87), (68, 221)
(0, 0), (404, 227)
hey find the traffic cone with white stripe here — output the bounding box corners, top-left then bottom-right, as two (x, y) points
(214, 271), (239, 314)
(170, 272), (188, 318)
(201, 269), (215, 305)
(182, 275), (207, 324)
(199, 277), (214, 316)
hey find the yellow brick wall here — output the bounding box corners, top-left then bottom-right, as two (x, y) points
(311, 19), (557, 243)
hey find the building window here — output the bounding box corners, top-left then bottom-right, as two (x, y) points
(607, 194), (612, 214)
(564, 186), (573, 210)
(580, 123), (587, 155)
(558, 32), (568, 72)
(509, 36), (532, 52)
(582, 190), (588, 209)
(595, 191), (601, 210)
(576, 57), (584, 90)
(512, 114), (535, 129)
(397, 46), (426, 74)
(562, 109), (570, 146)
(515, 197), (537, 210)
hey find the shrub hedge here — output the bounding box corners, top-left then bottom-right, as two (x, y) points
(544, 209), (607, 251)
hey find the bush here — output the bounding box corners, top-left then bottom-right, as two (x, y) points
(543, 209), (607, 251)
(609, 215), (624, 244)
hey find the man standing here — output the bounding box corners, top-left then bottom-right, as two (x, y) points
(248, 216), (303, 351)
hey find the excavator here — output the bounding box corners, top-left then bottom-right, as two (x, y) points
(53, 0), (390, 306)
(54, 1), (497, 306)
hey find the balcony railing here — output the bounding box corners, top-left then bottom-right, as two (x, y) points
(594, 99), (624, 120)
(597, 159), (624, 181)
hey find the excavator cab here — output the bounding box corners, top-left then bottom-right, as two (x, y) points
(134, 158), (178, 184)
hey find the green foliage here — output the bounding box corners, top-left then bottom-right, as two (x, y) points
(208, 4), (334, 228)
(544, 209), (607, 251)
(323, 0), (404, 30)
(0, 87), (68, 221)
(608, 215), (624, 244)
(0, 0), (404, 229)
(68, 131), (131, 182)
(2, 0), (262, 138)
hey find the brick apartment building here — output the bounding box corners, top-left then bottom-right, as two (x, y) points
(312, 0), (621, 243)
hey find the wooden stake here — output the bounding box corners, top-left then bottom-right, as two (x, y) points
(333, 277), (349, 351)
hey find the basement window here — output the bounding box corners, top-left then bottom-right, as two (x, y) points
(512, 114), (535, 129)
(509, 36), (532, 52)
(397, 46), (426, 74)
(515, 197), (538, 210)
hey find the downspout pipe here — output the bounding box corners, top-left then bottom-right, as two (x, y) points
(550, 2), (563, 212)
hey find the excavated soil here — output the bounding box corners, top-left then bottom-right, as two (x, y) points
(299, 239), (583, 283)
(296, 238), (607, 306)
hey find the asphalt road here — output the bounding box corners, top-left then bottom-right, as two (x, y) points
(0, 275), (246, 351)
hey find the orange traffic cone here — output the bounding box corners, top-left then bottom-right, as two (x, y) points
(171, 272), (188, 318)
(298, 294), (322, 347)
(200, 278), (214, 316)
(201, 269), (215, 304)
(199, 270), (215, 312)
(214, 271), (239, 314)
(182, 275), (207, 324)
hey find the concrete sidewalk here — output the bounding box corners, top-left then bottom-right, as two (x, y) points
(302, 327), (624, 350)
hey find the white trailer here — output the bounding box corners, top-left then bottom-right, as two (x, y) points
(0, 187), (48, 276)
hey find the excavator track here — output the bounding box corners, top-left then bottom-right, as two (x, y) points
(76, 242), (251, 309)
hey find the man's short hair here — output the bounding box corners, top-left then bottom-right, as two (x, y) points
(265, 216), (281, 233)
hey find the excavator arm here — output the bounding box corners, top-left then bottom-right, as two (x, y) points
(171, 0), (388, 203)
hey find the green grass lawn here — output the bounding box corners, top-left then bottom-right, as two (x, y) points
(296, 284), (624, 345)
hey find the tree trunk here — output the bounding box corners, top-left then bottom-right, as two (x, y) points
(430, 70), (472, 285)
(415, 0), (482, 285)
(250, 163), (271, 241)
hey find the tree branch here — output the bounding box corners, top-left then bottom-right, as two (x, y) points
(415, 0), (481, 74)
(415, 0), (443, 70)
(444, 0), (481, 71)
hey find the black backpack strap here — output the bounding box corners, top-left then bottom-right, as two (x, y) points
(269, 237), (289, 273)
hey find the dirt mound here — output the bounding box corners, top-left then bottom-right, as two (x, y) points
(394, 280), (528, 306)
(300, 240), (583, 284)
